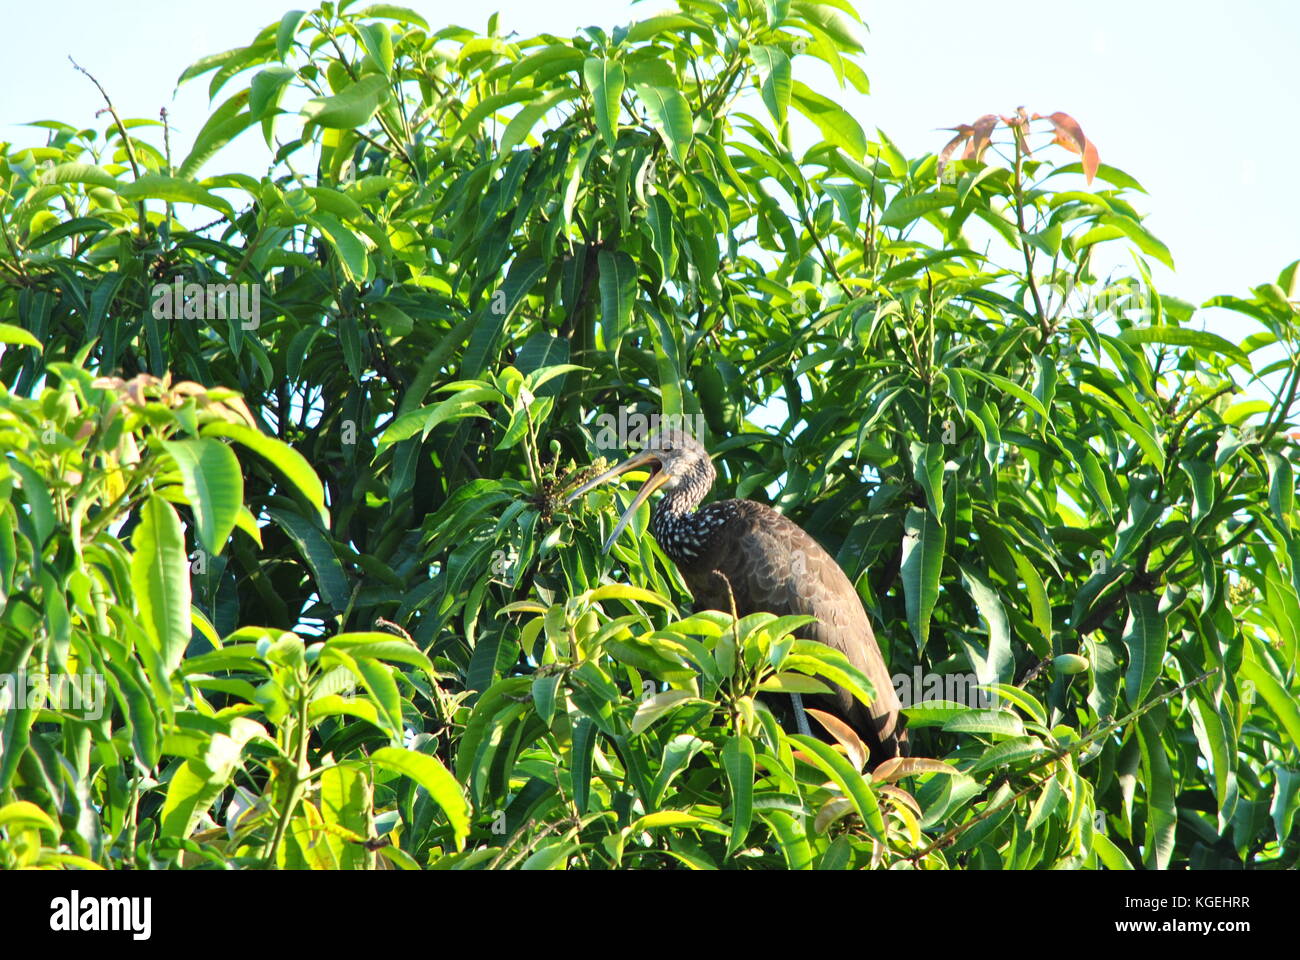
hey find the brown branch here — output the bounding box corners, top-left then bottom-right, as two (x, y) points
(70, 57), (149, 238)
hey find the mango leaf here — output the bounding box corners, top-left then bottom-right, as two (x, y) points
(1122, 593), (1166, 707)
(900, 506), (945, 651)
(371, 747), (470, 850)
(751, 45), (792, 129)
(162, 438), (244, 556)
(1117, 326), (1252, 372)
(791, 81), (866, 160)
(583, 58), (625, 149)
(131, 494), (192, 676)
(265, 507), (350, 612)
(301, 74), (391, 129)
(634, 84), (693, 166)
(117, 175), (235, 219)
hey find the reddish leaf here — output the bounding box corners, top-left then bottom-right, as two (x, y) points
(1035, 110), (1100, 184)
(876, 784), (922, 817)
(937, 114), (999, 183)
(1081, 138), (1100, 184)
(805, 707), (867, 771)
(871, 756), (959, 783)
(937, 125), (973, 183)
(965, 113), (999, 163)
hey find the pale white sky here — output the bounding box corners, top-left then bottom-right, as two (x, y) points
(3, 0), (1296, 346)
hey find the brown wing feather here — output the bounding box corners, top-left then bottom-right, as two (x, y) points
(679, 500), (907, 763)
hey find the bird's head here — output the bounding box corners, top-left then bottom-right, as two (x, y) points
(565, 429), (715, 551)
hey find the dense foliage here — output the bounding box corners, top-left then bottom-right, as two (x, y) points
(0, 0), (1296, 869)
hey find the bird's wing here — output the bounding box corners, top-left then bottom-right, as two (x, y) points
(685, 500), (907, 759)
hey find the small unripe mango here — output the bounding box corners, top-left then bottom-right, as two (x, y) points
(1053, 654), (1090, 675)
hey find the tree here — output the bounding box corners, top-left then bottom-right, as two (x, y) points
(0, 0), (1295, 869)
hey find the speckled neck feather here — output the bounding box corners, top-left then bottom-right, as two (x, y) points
(649, 454), (728, 562)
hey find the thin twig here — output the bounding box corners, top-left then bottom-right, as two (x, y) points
(70, 58), (150, 238)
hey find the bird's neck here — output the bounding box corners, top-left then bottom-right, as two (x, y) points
(650, 476), (713, 562)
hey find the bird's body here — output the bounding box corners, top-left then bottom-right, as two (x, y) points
(568, 429), (907, 764)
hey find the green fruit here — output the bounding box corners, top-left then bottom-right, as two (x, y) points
(1053, 654), (1090, 675)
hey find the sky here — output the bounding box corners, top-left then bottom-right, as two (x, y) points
(2, 0), (1297, 346)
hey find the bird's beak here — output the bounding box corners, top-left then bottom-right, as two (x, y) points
(565, 450), (670, 553)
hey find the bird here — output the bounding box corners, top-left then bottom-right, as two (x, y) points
(565, 428), (907, 765)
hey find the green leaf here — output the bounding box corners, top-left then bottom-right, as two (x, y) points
(880, 189), (958, 229)
(162, 438), (244, 556)
(630, 690), (701, 734)
(721, 736), (755, 855)
(1122, 593), (1166, 708)
(324, 633), (435, 671)
(308, 213), (369, 283)
(356, 23), (394, 76)
(131, 494), (192, 676)
(751, 46), (792, 129)
(200, 422), (327, 524)
(571, 718), (597, 815)
(1092, 831), (1134, 869)
(352, 4), (429, 29)
(943, 710), (1025, 737)
(26, 217), (112, 250)
(0, 324), (42, 350)
(1241, 639), (1300, 748)
(1267, 452), (1294, 539)
(1117, 326), (1252, 372)
(265, 507), (349, 612)
(8, 461), (54, 548)
(375, 386), (498, 453)
(791, 81), (866, 160)
(645, 194), (677, 284)
(500, 88), (581, 152)
(1026, 776), (1064, 831)
(462, 257), (547, 378)
(301, 74), (391, 129)
(275, 10), (308, 60)
(249, 67), (297, 120)
(585, 584), (676, 609)
(968, 737), (1046, 774)
(792, 1), (870, 52)
(117, 174), (235, 219)
(598, 249), (638, 346)
(634, 85), (693, 166)
(371, 747), (470, 851)
(649, 734), (706, 807)
(958, 562), (1013, 684)
(0, 801), (58, 832)
(900, 506), (944, 651)
(160, 761), (227, 839)
(40, 163), (119, 190)
(1104, 214), (1174, 269)
(583, 58), (625, 149)
(308, 694), (382, 727)
(961, 369), (1049, 420)
(1136, 714), (1176, 869)
(789, 734), (886, 840)
(909, 441), (945, 518)
(1012, 552), (1052, 657)
(452, 88), (541, 146)
(178, 90), (255, 177)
